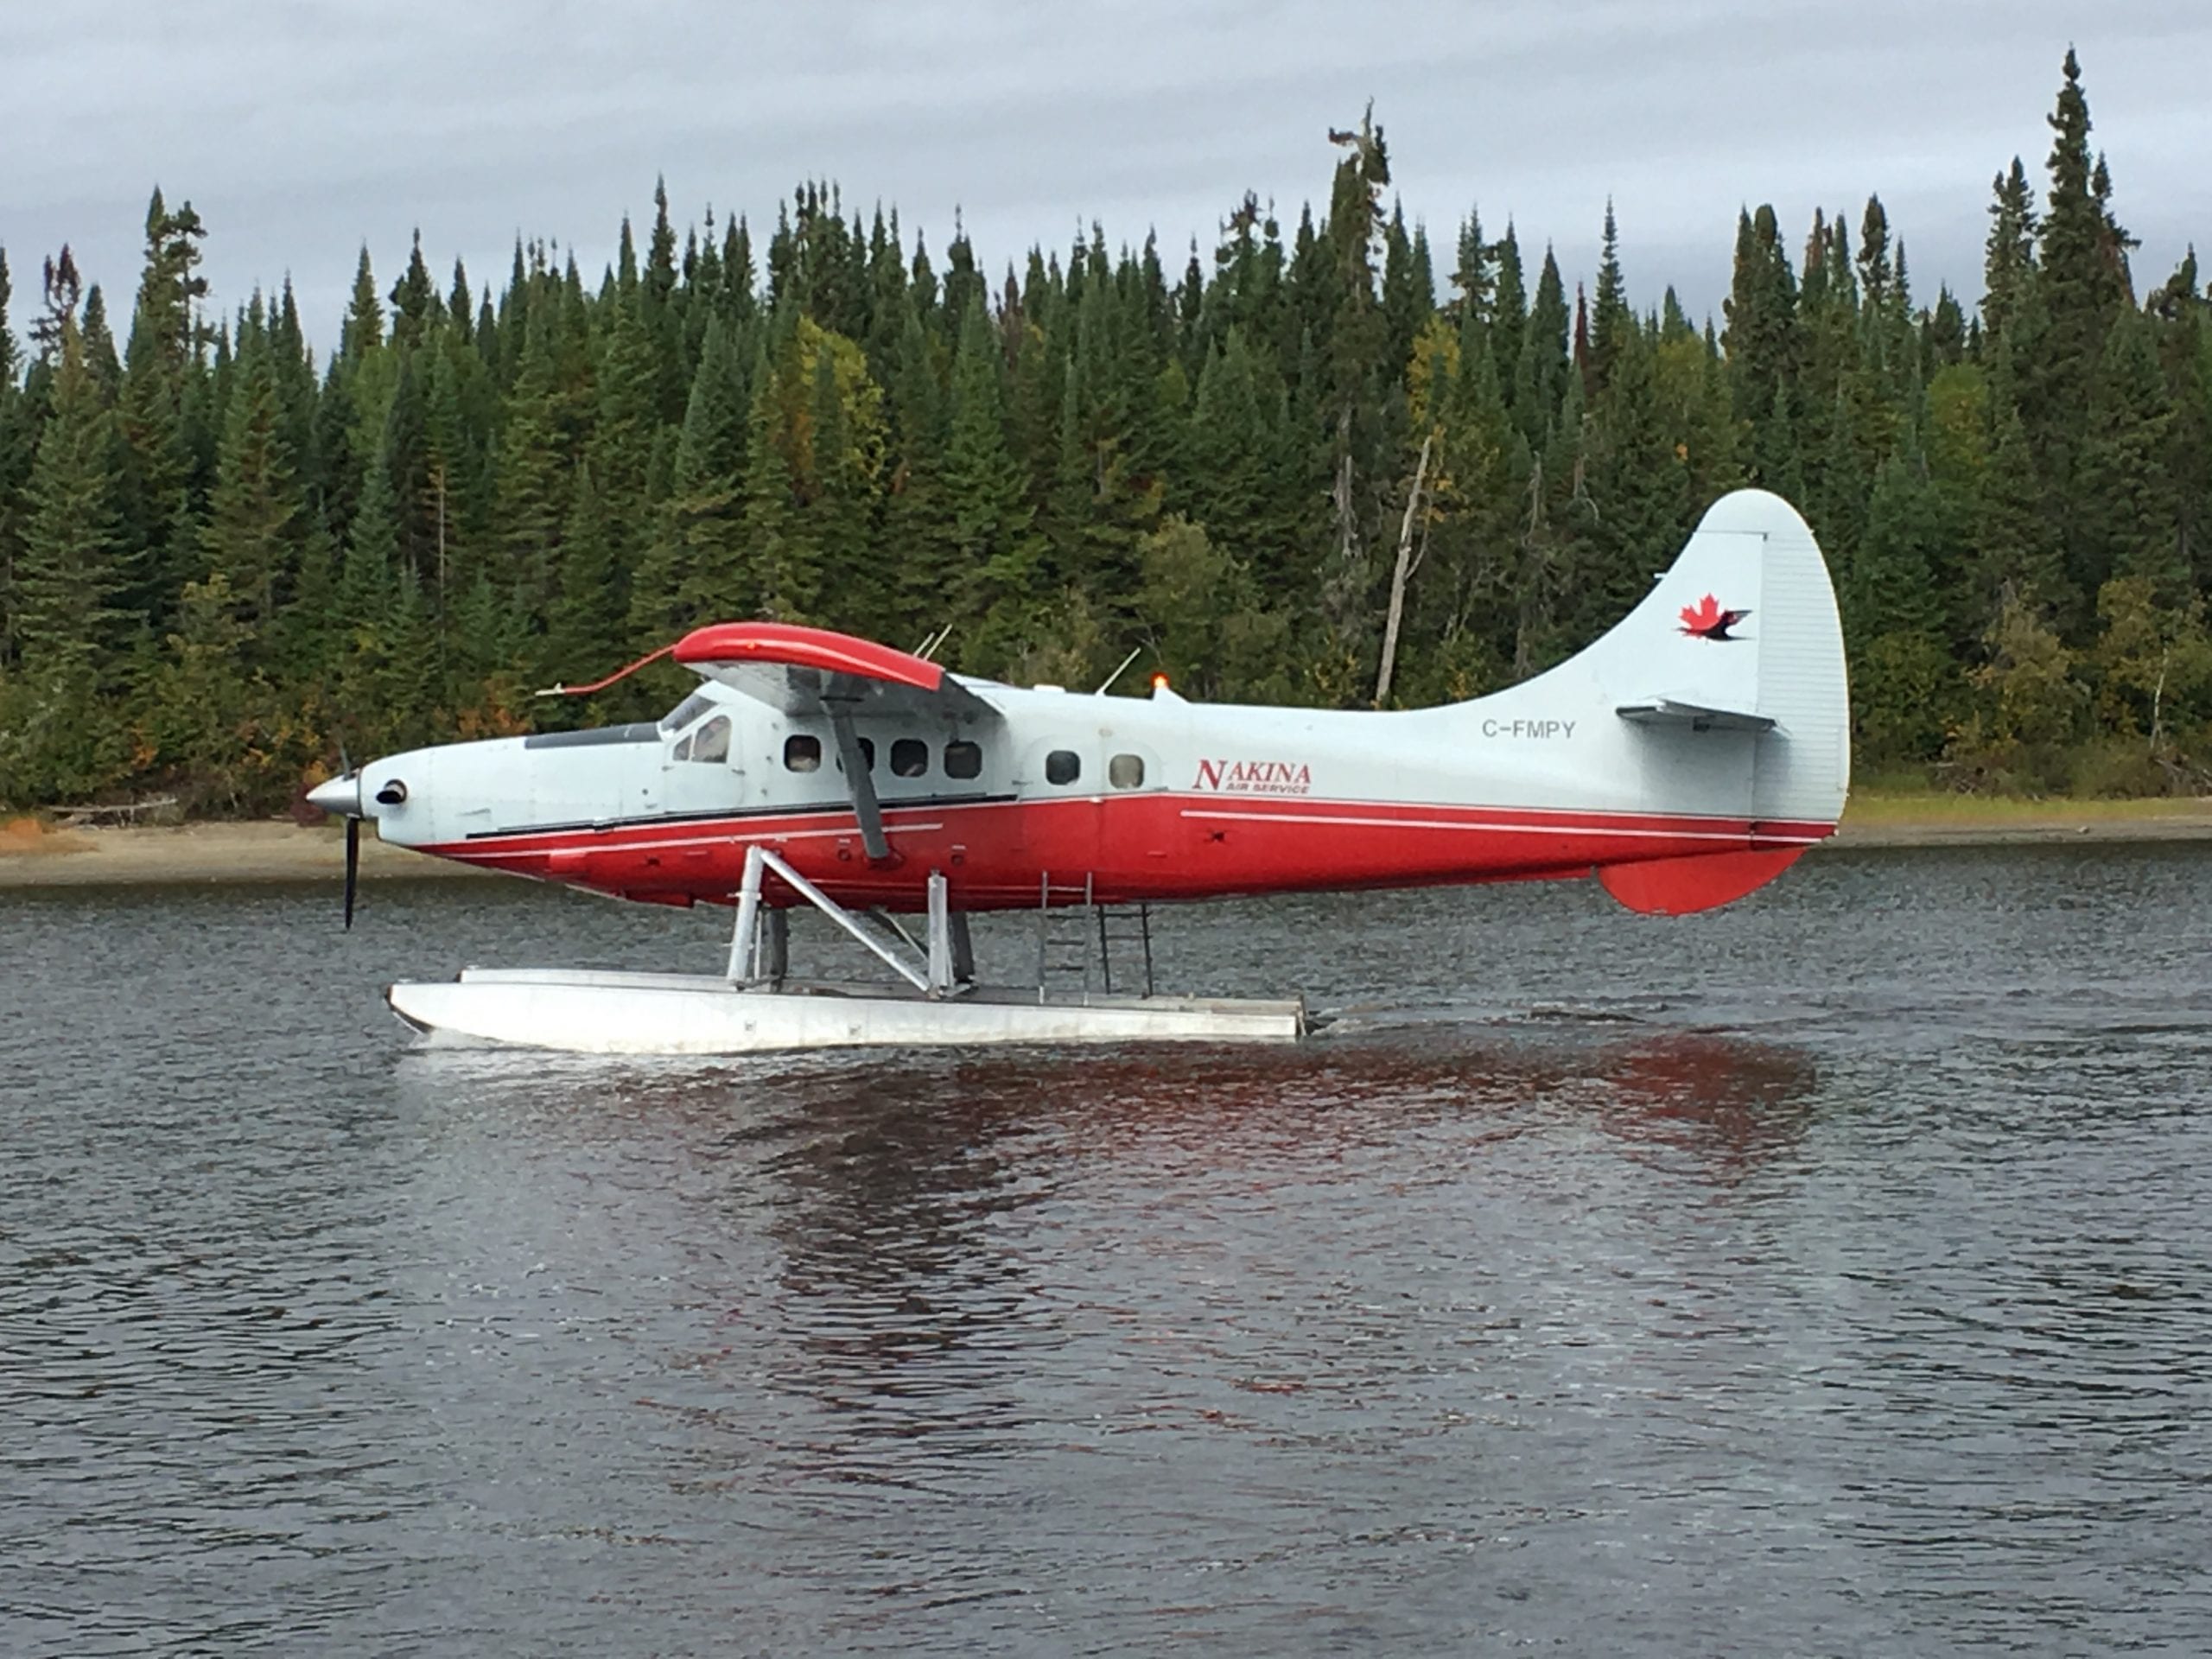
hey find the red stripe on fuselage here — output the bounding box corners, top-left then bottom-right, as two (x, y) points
(414, 794), (1836, 912)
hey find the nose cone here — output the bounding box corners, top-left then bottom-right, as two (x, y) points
(307, 773), (365, 818)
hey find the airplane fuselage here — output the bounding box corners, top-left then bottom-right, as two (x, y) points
(353, 678), (1832, 912)
(325, 489), (1851, 920)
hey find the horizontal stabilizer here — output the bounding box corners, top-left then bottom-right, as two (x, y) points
(1617, 698), (1777, 734)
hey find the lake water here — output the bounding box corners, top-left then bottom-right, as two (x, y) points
(3, 845), (2209, 1656)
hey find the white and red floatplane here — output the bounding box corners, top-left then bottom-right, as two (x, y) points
(309, 488), (1849, 1054)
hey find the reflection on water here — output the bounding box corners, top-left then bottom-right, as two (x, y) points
(3, 845), (2211, 1655)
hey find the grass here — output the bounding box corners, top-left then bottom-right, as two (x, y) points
(1842, 787), (2212, 828)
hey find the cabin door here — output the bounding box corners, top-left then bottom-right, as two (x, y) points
(659, 709), (748, 821)
(1014, 732), (1103, 899)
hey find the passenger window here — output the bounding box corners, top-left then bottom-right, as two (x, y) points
(1046, 749), (1081, 785)
(784, 734), (821, 772)
(891, 738), (929, 778)
(1109, 753), (1144, 789)
(672, 733), (693, 762)
(944, 740), (982, 780)
(691, 715), (729, 764)
(857, 737), (875, 771)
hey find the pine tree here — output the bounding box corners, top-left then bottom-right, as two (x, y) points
(341, 245), (385, 360)
(1721, 205), (1799, 427)
(0, 247), (24, 664)
(633, 314), (748, 641)
(1983, 157), (2038, 345)
(1184, 328), (1281, 583)
(79, 286), (121, 395)
(1586, 200), (1630, 395)
(1577, 325), (1689, 644)
(15, 310), (130, 673)
(1972, 381), (2069, 625)
(738, 357), (816, 621)
(200, 298), (303, 639)
(543, 461), (623, 691)
(883, 300), (956, 617)
(1446, 205), (1490, 325)
(115, 190), (207, 626)
(1513, 246), (1569, 447)
(388, 232), (436, 349)
(489, 298), (577, 616)
(802, 333), (883, 634)
(2020, 48), (2133, 546)
(2075, 308), (2182, 602)
(1490, 222), (1527, 410)
(941, 301), (1046, 667)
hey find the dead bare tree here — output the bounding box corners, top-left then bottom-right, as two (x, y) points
(1374, 431), (1434, 706)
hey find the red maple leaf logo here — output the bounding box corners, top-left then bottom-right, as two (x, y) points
(1678, 594), (1751, 641)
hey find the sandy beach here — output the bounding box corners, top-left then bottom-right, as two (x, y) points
(0, 819), (490, 888)
(5, 798), (2211, 890)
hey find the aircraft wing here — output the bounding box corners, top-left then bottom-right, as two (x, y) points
(672, 623), (1003, 727)
(1616, 697), (1777, 734)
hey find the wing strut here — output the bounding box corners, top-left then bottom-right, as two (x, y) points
(828, 708), (892, 863)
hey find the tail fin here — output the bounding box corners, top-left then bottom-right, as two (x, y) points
(1461, 488), (1850, 913)
(1605, 486), (1850, 824)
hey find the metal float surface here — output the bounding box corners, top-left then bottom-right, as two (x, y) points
(387, 969), (1305, 1056)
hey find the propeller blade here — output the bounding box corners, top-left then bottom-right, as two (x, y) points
(343, 815), (360, 930)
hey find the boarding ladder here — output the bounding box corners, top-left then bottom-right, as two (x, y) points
(1033, 872), (1156, 1003)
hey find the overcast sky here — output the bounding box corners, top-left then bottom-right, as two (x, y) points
(2, 1), (2204, 353)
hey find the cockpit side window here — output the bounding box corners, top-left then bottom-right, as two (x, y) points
(690, 715), (730, 764)
(660, 690), (716, 734)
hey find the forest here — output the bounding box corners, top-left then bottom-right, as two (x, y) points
(1, 50), (2207, 815)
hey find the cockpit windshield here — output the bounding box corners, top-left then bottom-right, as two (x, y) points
(659, 690), (716, 734)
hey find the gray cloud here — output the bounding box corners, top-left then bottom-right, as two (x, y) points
(2, 1), (2202, 352)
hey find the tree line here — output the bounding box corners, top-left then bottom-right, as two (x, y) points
(1, 50), (2206, 814)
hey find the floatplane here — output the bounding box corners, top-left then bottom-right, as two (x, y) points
(309, 488), (1848, 1055)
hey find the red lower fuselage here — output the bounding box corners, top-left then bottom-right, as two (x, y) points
(419, 792), (1835, 912)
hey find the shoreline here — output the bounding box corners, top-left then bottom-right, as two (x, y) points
(5, 799), (2211, 889)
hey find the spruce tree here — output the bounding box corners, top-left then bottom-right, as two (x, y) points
(883, 300), (955, 616)
(1972, 382), (2069, 625)
(543, 461), (624, 694)
(1490, 223), (1527, 410)
(388, 232), (436, 349)
(0, 248), (22, 664)
(738, 355), (816, 621)
(116, 190), (207, 625)
(2075, 308), (2182, 603)
(341, 245), (385, 360)
(1982, 158), (2038, 345)
(1513, 246), (1569, 447)
(942, 302), (1046, 667)
(802, 333), (883, 635)
(1586, 200), (1630, 395)
(1721, 205), (1799, 427)
(2021, 49), (2132, 533)
(200, 298), (303, 639)
(16, 310), (130, 674)
(634, 314), (748, 641)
